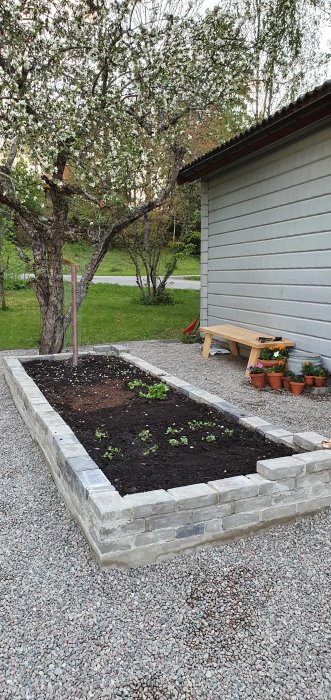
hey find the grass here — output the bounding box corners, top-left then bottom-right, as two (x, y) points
(0, 284), (200, 350)
(63, 242), (200, 277)
(4, 242), (200, 280)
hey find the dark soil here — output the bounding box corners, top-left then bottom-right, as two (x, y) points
(24, 355), (292, 496)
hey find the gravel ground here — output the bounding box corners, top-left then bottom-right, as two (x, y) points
(1, 348), (331, 699)
(126, 341), (331, 436)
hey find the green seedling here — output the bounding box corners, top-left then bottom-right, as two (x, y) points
(139, 383), (169, 401)
(202, 433), (216, 443)
(165, 426), (183, 435)
(138, 429), (151, 442)
(169, 436), (189, 447)
(188, 419), (216, 430)
(95, 428), (108, 440)
(143, 444), (159, 456)
(223, 428), (234, 437)
(128, 380), (146, 389)
(103, 446), (122, 460)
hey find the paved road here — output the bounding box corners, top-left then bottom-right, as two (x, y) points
(22, 273), (200, 290)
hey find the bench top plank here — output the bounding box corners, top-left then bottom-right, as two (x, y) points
(199, 324), (295, 349)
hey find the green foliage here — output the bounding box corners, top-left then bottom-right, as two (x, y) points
(139, 383), (170, 401)
(138, 429), (151, 442)
(223, 429), (234, 437)
(165, 426), (183, 435)
(142, 444), (159, 457)
(128, 380), (146, 389)
(139, 288), (174, 306)
(103, 446), (122, 460)
(188, 419), (217, 430)
(168, 436), (189, 447)
(95, 428), (108, 440)
(202, 434), (216, 442)
(181, 333), (201, 344)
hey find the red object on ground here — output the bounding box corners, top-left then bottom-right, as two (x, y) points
(183, 318), (199, 334)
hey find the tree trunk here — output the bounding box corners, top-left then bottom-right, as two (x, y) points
(31, 237), (65, 354)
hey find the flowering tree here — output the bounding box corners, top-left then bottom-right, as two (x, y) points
(0, 0), (250, 352)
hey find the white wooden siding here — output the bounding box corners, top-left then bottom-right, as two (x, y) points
(204, 123), (331, 369)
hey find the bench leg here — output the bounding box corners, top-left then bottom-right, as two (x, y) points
(228, 341), (239, 356)
(245, 347), (260, 377)
(202, 334), (212, 359)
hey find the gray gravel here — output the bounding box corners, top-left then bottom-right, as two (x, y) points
(127, 341), (331, 436)
(1, 349), (331, 699)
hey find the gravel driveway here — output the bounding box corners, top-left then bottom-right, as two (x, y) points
(1, 348), (331, 699)
(127, 341), (331, 436)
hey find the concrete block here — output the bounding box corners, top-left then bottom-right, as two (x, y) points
(257, 456), (305, 480)
(73, 469), (111, 499)
(297, 496), (331, 514)
(272, 489), (311, 505)
(100, 518), (145, 538)
(293, 432), (327, 451)
(208, 475), (259, 502)
(296, 472), (330, 488)
(264, 429), (293, 444)
(246, 473), (289, 495)
(235, 495), (272, 513)
(175, 523), (205, 539)
(205, 518), (224, 534)
(122, 490), (175, 518)
(192, 503), (231, 522)
(52, 352), (72, 360)
(222, 511), (260, 530)
(168, 483), (217, 510)
(295, 451), (331, 473)
(88, 490), (130, 522)
(134, 528), (175, 547)
(146, 511), (191, 532)
(261, 503), (298, 521)
(160, 375), (192, 390)
(93, 344), (129, 355)
(240, 416), (272, 431)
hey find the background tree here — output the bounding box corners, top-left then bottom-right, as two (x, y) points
(0, 0), (249, 353)
(227, 0), (330, 121)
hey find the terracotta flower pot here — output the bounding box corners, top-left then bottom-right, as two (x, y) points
(304, 376), (314, 385)
(314, 376), (327, 387)
(250, 373), (265, 389)
(282, 376), (291, 391)
(268, 373), (283, 390)
(259, 359), (286, 370)
(290, 381), (305, 396)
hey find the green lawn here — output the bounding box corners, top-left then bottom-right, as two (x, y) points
(0, 285), (200, 350)
(5, 242), (200, 282)
(62, 242), (200, 277)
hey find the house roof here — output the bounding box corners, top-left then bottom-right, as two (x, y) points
(177, 80), (331, 184)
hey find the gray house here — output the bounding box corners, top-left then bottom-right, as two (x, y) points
(178, 81), (331, 370)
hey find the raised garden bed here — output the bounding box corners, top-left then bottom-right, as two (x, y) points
(24, 356), (291, 495)
(4, 350), (331, 569)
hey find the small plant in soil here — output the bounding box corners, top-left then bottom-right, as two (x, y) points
(166, 426), (183, 435)
(143, 444), (159, 456)
(128, 380), (146, 389)
(169, 436), (189, 446)
(202, 433), (216, 442)
(95, 428), (108, 440)
(188, 419), (217, 430)
(223, 428), (234, 437)
(103, 446), (122, 460)
(139, 383), (169, 401)
(138, 429), (151, 442)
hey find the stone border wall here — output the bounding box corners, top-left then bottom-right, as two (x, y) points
(3, 350), (331, 568)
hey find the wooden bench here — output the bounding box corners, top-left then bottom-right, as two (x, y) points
(200, 324), (295, 377)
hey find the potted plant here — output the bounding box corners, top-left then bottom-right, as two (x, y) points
(314, 367), (327, 387)
(267, 365), (284, 390)
(248, 364), (266, 389)
(282, 368), (294, 391)
(302, 362), (316, 385)
(259, 346), (288, 370)
(290, 374), (305, 396)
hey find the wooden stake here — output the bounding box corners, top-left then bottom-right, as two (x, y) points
(71, 262), (78, 367)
